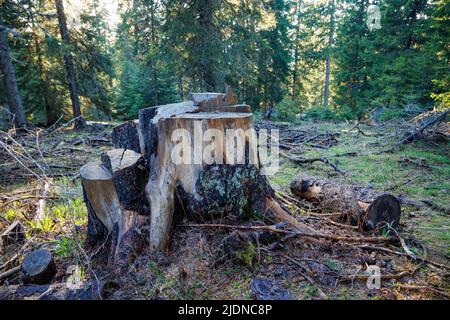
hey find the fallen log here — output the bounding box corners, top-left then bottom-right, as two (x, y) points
(21, 249), (56, 284)
(391, 109), (449, 150)
(290, 173), (401, 232)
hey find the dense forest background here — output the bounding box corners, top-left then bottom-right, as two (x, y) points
(0, 0), (448, 128)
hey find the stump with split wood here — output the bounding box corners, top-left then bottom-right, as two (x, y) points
(81, 89), (314, 269)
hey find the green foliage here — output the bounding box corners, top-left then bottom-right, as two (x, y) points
(378, 108), (408, 121)
(303, 106), (337, 121)
(272, 98), (301, 122)
(236, 241), (256, 268)
(1, 0), (448, 126)
(27, 215), (56, 234)
(54, 237), (78, 258)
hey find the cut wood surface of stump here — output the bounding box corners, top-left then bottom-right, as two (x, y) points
(80, 88), (315, 269)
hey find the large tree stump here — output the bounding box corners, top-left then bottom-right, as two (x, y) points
(80, 91), (315, 267)
(145, 112), (313, 250)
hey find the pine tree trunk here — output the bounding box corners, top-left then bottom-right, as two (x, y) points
(0, 24), (26, 128)
(323, 0), (335, 108)
(55, 0), (84, 128)
(291, 0), (302, 100)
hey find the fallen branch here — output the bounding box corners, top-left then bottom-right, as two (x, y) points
(0, 266), (21, 281)
(391, 110), (449, 150)
(395, 284), (450, 299)
(180, 223), (394, 243)
(281, 152), (345, 175)
(357, 245), (449, 270)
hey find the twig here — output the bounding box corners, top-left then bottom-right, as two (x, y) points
(283, 254), (328, 299)
(0, 140), (46, 183)
(357, 245), (449, 270)
(180, 223), (394, 243)
(281, 152), (346, 175)
(46, 115), (83, 136)
(395, 284), (450, 299)
(0, 266), (21, 281)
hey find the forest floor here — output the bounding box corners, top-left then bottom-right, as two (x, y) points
(0, 119), (448, 300)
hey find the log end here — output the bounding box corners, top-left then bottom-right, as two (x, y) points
(21, 249), (56, 284)
(363, 194), (401, 232)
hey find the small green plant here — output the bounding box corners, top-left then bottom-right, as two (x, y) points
(303, 284), (319, 298)
(326, 259), (340, 271)
(236, 241), (256, 267)
(28, 215), (56, 233)
(54, 237), (78, 258)
(4, 208), (19, 222)
(149, 261), (163, 280)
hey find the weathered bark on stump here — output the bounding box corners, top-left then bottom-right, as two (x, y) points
(111, 120), (140, 153)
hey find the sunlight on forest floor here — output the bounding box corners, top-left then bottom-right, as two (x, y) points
(270, 121), (450, 257)
(1, 120), (448, 300)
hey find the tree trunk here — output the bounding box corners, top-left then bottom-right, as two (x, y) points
(55, 0), (84, 128)
(81, 91), (315, 268)
(291, 0), (302, 100)
(33, 31), (56, 126)
(0, 24), (26, 128)
(323, 0), (335, 108)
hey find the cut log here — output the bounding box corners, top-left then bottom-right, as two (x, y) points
(111, 120), (140, 153)
(21, 249), (56, 284)
(80, 148), (150, 269)
(290, 173), (362, 224)
(364, 194), (401, 232)
(290, 173), (401, 231)
(1, 220), (25, 247)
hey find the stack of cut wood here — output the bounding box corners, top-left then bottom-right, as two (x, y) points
(80, 87), (315, 270)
